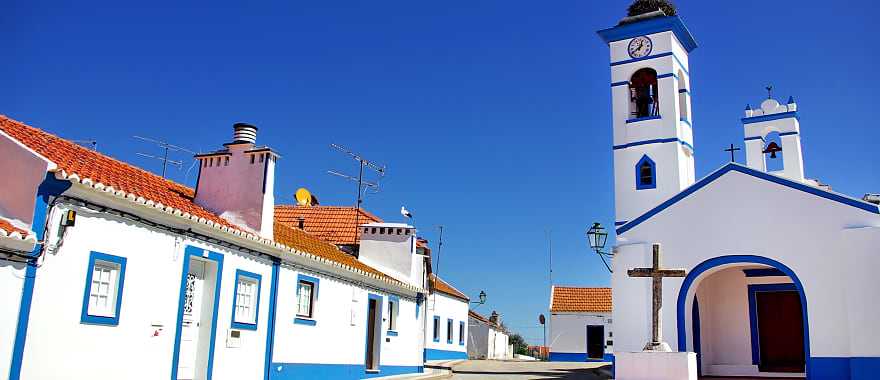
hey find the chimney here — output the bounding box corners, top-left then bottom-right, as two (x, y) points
(194, 123), (279, 239)
(297, 217), (305, 230)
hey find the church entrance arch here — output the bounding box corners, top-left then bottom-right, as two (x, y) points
(676, 255), (810, 378)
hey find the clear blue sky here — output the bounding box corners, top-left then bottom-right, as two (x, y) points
(4, 0), (878, 344)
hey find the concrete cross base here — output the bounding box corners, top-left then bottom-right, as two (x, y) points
(642, 341), (673, 352)
(615, 351), (697, 380)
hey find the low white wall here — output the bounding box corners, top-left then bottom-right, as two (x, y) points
(549, 312), (612, 356)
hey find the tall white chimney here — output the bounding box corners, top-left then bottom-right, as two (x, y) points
(194, 123), (278, 239)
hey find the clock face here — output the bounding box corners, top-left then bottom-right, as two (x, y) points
(628, 36), (653, 58)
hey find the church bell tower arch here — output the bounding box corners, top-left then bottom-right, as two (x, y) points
(598, 8), (698, 225)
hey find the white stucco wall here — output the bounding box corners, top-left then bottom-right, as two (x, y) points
(549, 312), (612, 356)
(358, 223), (417, 287)
(0, 256), (26, 377)
(425, 292), (468, 356)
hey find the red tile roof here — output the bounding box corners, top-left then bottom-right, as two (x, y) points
(550, 286), (612, 313)
(0, 115), (409, 288)
(0, 218), (29, 237)
(274, 205), (383, 245)
(430, 273), (469, 302)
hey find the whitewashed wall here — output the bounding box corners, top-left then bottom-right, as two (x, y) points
(0, 256), (26, 377)
(549, 312), (612, 359)
(424, 292), (468, 359)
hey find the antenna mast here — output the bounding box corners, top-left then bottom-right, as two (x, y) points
(328, 143), (386, 244)
(133, 136), (197, 179)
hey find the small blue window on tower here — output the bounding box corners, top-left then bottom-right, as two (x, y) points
(636, 155), (656, 190)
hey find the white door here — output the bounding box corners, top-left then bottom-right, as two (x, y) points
(178, 260), (206, 380)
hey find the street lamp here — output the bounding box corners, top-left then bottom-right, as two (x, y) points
(586, 222), (613, 273)
(470, 290), (487, 307)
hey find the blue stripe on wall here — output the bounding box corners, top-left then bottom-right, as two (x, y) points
(269, 363), (422, 380)
(812, 357), (880, 380)
(549, 352), (614, 363)
(424, 348), (467, 361)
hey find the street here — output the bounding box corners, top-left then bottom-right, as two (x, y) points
(449, 360), (613, 380)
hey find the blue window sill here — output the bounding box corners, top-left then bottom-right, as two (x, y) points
(459, 342), (465, 346)
(387, 330), (399, 337)
(626, 115), (661, 124)
(636, 184), (657, 190)
(433, 338), (440, 342)
(81, 314), (119, 326)
(231, 321), (258, 331)
(294, 317), (317, 326)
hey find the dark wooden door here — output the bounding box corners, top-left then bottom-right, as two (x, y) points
(366, 299), (378, 369)
(756, 291), (805, 373)
(586, 325), (605, 359)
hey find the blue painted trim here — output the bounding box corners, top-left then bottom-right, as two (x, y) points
(80, 251), (127, 326)
(446, 318), (454, 344)
(747, 283), (797, 365)
(626, 115), (662, 124)
(613, 137), (693, 151)
(657, 72), (678, 80)
(742, 111), (799, 124)
(387, 295), (399, 332)
(432, 316), (440, 342)
(617, 163), (880, 235)
(780, 131), (799, 137)
(231, 269), (262, 330)
(268, 363), (422, 379)
(611, 80), (630, 87)
(678, 88), (690, 95)
(549, 352), (614, 362)
(263, 259), (280, 380)
(692, 298), (702, 377)
(294, 317), (317, 326)
(744, 135), (765, 141)
(671, 54), (690, 76)
(425, 349), (468, 361)
(613, 51), (669, 67)
(626, 35), (653, 58)
(387, 330), (399, 337)
(614, 221), (628, 226)
(364, 293), (384, 372)
(9, 173), (71, 380)
(171, 246), (224, 380)
(636, 155), (657, 190)
(679, 118), (692, 127)
(459, 321), (465, 345)
(296, 273), (320, 320)
(597, 16), (698, 53)
(676, 255), (810, 378)
(743, 268), (786, 277)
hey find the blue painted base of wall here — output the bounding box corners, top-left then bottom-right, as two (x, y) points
(425, 348), (468, 361)
(812, 357), (880, 380)
(549, 352), (614, 363)
(269, 363), (422, 380)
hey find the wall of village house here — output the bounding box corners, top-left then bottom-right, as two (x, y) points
(424, 292), (468, 359)
(0, 256), (26, 377)
(549, 312), (612, 360)
(269, 265), (423, 378)
(466, 318), (489, 359)
(488, 327), (511, 360)
(612, 171), (880, 369)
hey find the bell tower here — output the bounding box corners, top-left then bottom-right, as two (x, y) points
(597, 4), (698, 226)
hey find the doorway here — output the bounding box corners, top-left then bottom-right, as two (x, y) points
(173, 248), (223, 380)
(586, 325), (605, 360)
(755, 290), (805, 373)
(365, 294), (383, 371)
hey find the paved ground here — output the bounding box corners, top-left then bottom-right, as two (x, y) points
(449, 360), (613, 380)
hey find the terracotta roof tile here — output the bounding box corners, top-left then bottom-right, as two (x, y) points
(430, 273), (469, 302)
(0, 218), (29, 237)
(550, 286), (612, 313)
(274, 205), (383, 245)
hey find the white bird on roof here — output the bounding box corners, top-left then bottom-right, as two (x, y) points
(400, 206), (413, 219)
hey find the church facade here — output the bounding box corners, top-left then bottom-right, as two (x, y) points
(599, 9), (880, 380)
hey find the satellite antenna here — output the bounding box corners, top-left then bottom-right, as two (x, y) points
(133, 135), (197, 179)
(295, 188), (317, 207)
(327, 143), (386, 242)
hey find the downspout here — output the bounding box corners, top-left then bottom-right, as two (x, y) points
(263, 258), (280, 380)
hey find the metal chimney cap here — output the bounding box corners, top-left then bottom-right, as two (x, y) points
(233, 122), (258, 131)
(232, 123), (258, 144)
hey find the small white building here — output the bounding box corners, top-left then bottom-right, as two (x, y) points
(0, 117), (432, 380)
(548, 286), (613, 362)
(596, 5), (880, 379)
(423, 273), (470, 361)
(467, 310), (511, 360)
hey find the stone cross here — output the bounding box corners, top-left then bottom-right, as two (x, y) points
(627, 244), (687, 351)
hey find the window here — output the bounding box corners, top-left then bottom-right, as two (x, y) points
(81, 252), (127, 326)
(433, 317), (440, 342)
(388, 296), (399, 332)
(295, 274), (320, 325)
(636, 155), (656, 190)
(459, 321), (465, 345)
(231, 269), (261, 330)
(629, 68), (659, 119)
(447, 319), (454, 344)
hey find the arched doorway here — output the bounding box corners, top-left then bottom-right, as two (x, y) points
(676, 255), (810, 379)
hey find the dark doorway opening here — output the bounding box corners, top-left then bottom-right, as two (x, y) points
(365, 298), (379, 370)
(756, 291), (805, 373)
(586, 325), (605, 360)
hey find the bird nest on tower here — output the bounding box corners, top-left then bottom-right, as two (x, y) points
(619, 0), (677, 25)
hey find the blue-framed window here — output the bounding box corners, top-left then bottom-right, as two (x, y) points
(459, 321), (465, 345)
(447, 318), (454, 344)
(80, 251), (127, 326)
(387, 295), (399, 334)
(636, 155), (657, 190)
(433, 316), (440, 342)
(294, 274), (320, 325)
(231, 269), (261, 330)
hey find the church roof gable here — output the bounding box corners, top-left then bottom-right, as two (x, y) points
(616, 163), (880, 235)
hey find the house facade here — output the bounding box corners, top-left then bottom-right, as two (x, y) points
(548, 286), (613, 362)
(0, 116), (434, 380)
(424, 274), (469, 361)
(467, 310), (511, 360)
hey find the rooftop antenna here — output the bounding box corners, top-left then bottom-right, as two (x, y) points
(435, 225), (444, 276)
(72, 139), (98, 151)
(766, 85), (774, 99)
(547, 230), (553, 287)
(328, 143), (386, 243)
(133, 135), (197, 179)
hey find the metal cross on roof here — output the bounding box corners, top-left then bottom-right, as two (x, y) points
(766, 85), (773, 99)
(724, 144), (741, 162)
(628, 244), (687, 351)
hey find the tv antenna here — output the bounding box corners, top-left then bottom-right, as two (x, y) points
(133, 136), (197, 179)
(72, 139), (98, 151)
(327, 143), (386, 242)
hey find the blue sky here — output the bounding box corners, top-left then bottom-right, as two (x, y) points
(4, 0), (878, 344)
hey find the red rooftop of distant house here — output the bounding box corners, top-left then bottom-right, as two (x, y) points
(430, 273), (469, 302)
(550, 286), (612, 313)
(274, 205), (383, 245)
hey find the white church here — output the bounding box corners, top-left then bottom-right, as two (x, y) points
(597, 3), (880, 380)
